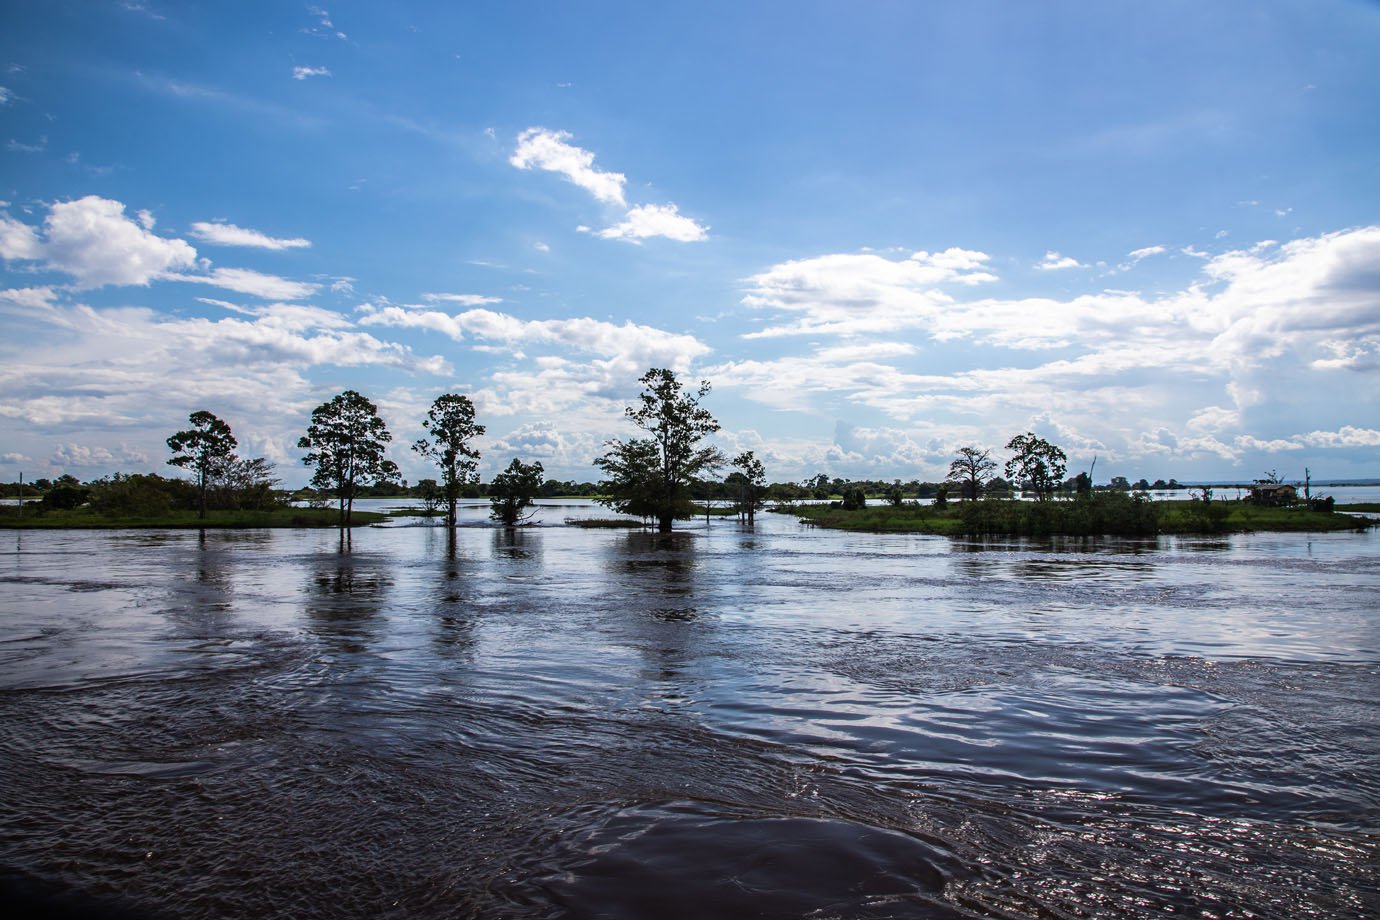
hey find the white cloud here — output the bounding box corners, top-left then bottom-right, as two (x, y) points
(8, 137), (46, 153)
(597, 203), (708, 243)
(533, 241), (550, 253)
(1037, 250), (1082, 271)
(1297, 426), (1380, 449)
(51, 442), (149, 469)
(189, 221), (312, 250)
(421, 292), (503, 306)
(742, 248), (997, 337)
(510, 128), (627, 206)
(0, 286), (60, 312)
(1127, 244), (1166, 262)
(162, 266), (321, 300)
(0, 87), (13, 106)
(292, 66), (332, 80)
(0, 213), (43, 260)
(43, 196), (198, 288)
(359, 304), (709, 369)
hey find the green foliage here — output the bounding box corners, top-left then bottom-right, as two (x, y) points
(840, 486), (867, 510)
(40, 483), (90, 510)
(731, 450), (768, 523)
(595, 368), (723, 532)
(167, 410), (238, 518)
(949, 446), (997, 501)
(412, 393), (484, 529)
(489, 458), (545, 525)
(1004, 433), (1067, 501)
(415, 478), (442, 517)
(299, 390), (399, 528)
(87, 472), (198, 518)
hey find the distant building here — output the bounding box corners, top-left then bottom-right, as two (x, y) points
(1248, 483), (1297, 506)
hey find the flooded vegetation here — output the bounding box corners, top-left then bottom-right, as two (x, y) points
(2, 506), (1378, 917)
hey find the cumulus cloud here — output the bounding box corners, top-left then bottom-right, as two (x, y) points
(292, 66), (332, 80)
(189, 221), (312, 250)
(1037, 250), (1082, 270)
(597, 203), (708, 243)
(43, 198), (195, 286)
(742, 248), (997, 337)
(0, 213), (43, 260)
(715, 225), (1380, 476)
(33, 197), (198, 287)
(0, 286), (60, 313)
(51, 442), (149, 468)
(510, 128), (627, 206)
(487, 421), (599, 469)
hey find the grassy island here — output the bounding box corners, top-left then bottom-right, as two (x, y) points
(782, 495), (1375, 537)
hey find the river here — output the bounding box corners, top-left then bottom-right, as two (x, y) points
(1, 502), (1377, 918)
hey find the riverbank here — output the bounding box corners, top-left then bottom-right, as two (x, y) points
(783, 498), (1376, 536)
(0, 506), (389, 529)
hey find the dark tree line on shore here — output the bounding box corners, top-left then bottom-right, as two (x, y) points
(8, 366), (1235, 531)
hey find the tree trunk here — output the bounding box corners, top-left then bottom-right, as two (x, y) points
(447, 496), (457, 532)
(658, 512), (674, 533)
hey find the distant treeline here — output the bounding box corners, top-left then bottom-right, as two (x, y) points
(0, 473), (1191, 503)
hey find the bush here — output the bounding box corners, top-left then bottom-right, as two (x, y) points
(40, 484), (91, 511)
(87, 473), (197, 518)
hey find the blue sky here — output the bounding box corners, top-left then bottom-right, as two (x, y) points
(2, 0), (1378, 486)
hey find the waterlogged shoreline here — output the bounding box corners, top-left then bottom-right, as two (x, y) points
(787, 498), (1376, 536)
(1, 499), (1375, 536)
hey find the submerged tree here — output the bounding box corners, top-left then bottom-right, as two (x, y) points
(948, 446), (996, 502)
(488, 458), (545, 526)
(595, 368), (723, 533)
(298, 390), (399, 529)
(731, 450), (767, 524)
(413, 394), (485, 531)
(1004, 432), (1067, 502)
(167, 410), (238, 519)
(415, 478), (443, 518)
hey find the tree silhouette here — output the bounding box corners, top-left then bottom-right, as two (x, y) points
(299, 390), (398, 529)
(595, 368), (723, 533)
(167, 410), (238, 519)
(413, 394), (485, 532)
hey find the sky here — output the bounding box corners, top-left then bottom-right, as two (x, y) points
(1, 0), (1378, 488)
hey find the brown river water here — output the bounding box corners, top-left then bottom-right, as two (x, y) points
(1, 501), (1377, 918)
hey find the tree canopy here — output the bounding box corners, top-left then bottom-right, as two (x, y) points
(595, 368), (723, 532)
(948, 446), (996, 502)
(167, 410), (238, 519)
(413, 393), (485, 530)
(298, 390), (399, 528)
(731, 450), (768, 524)
(488, 458), (545, 526)
(1004, 432), (1067, 502)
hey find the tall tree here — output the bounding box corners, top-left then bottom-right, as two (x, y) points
(298, 390), (399, 529)
(731, 450), (767, 524)
(488, 458), (545, 526)
(167, 410), (238, 519)
(948, 446), (996, 502)
(595, 368), (723, 533)
(412, 394), (485, 530)
(1004, 432), (1067, 502)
